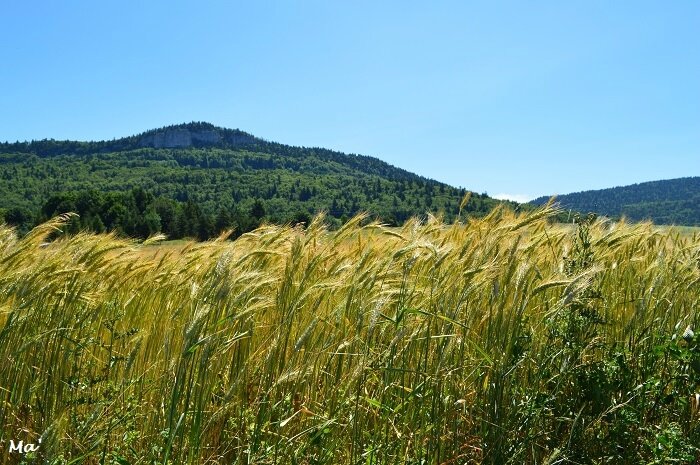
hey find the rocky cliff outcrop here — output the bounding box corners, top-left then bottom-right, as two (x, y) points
(137, 125), (259, 149)
(139, 128), (222, 148)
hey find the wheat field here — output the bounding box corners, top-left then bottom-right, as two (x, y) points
(0, 206), (698, 464)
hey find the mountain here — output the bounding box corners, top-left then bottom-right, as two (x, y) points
(531, 177), (700, 226)
(0, 122), (510, 235)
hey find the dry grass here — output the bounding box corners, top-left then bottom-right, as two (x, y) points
(0, 207), (698, 464)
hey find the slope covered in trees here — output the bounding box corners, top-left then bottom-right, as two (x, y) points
(531, 177), (700, 226)
(0, 122), (510, 236)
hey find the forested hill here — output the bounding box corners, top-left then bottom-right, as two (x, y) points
(0, 122), (510, 237)
(531, 177), (700, 226)
(0, 122), (426, 181)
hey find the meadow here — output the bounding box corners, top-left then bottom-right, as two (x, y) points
(0, 206), (698, 464)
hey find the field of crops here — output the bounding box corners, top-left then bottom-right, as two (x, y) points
(0, 206), (699, 464)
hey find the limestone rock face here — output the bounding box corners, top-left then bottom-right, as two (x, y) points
(139, 128), (222, 148)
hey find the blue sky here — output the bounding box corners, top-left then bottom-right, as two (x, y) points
(1, 1), (698, 201)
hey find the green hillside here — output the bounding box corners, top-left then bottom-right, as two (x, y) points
(531, 177), (700, 226)
(0, 122), (509, 236)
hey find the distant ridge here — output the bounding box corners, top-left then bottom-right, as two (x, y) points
(2, 122), (263, 154)
(531, 177), (700, 226)
(0, 122), (431, 181)
(0, 122), (510, 230)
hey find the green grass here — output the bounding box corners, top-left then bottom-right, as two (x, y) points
(0, 207), (699, 464)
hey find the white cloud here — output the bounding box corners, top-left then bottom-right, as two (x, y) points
(492, 193), (533, 203)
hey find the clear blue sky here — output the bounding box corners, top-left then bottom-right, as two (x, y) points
(1, 1), (698, 201)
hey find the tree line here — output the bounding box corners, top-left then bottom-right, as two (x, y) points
(0, 186), (511, 240)
(0, 188), (310, 240)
